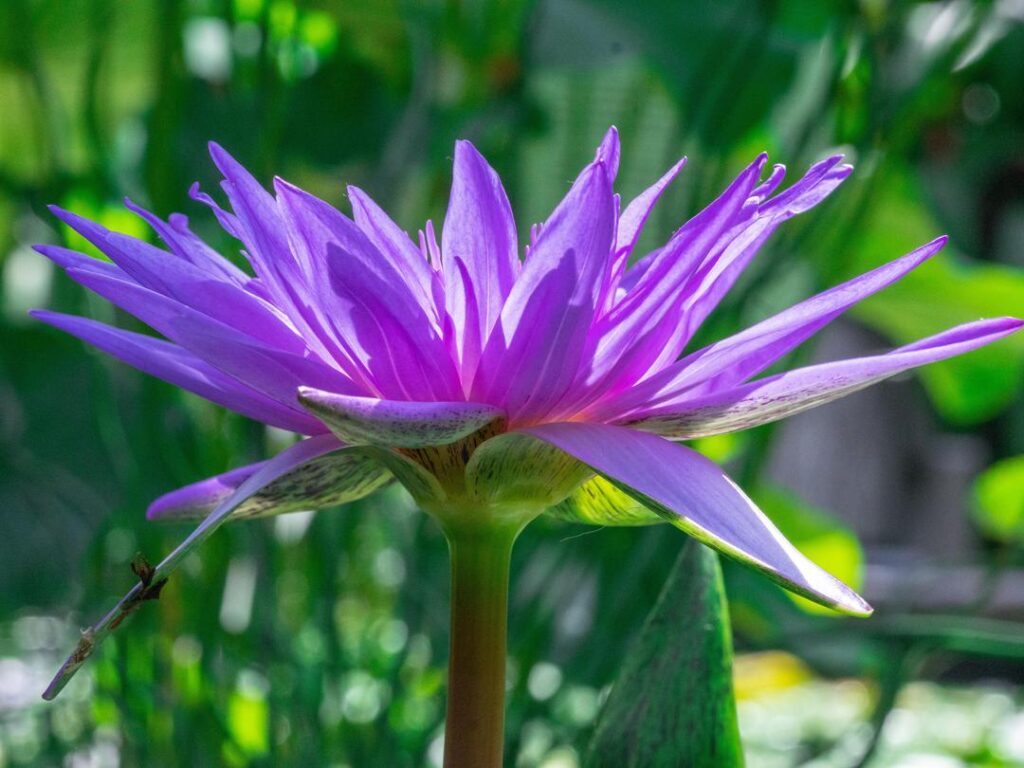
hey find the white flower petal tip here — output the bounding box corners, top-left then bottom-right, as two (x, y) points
(298, 388), (506, 448)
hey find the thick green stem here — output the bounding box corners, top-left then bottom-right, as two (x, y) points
(442, 522), (519, 768)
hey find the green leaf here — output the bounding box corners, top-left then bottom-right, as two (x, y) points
(584, 539), (743, 768)
(754, 487), (864, 616)
(848, 166), (1024, 425)
(971, 455), (1024, 544)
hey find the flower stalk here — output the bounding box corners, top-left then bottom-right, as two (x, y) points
(442, 519), (521, 768)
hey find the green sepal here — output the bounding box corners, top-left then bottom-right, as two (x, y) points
(464, 432), (592, 508)
(549, 476), (662, 526)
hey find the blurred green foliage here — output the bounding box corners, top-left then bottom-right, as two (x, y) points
(2, 0), (1024, 766)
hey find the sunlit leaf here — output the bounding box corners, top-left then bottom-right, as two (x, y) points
(972, 455), (1024, 544)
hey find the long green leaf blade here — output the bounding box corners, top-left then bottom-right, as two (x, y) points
(584, 539), (743, 767)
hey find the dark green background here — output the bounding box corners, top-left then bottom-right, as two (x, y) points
(2, 1), (1023, 765)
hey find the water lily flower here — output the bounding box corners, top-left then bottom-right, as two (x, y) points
(35, 128), (1020, 766)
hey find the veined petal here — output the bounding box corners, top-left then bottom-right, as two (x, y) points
(60, 267), (361, 407)
(30, 311), (323, 434)
(146, 444), (391, 521)
(473, 161), (615, 422)
(568, 156), (768, 406)
(642, 157), (853, 378)
(123, 199), (251, 285)
(298, 388), (505, 448)
(521, 422), (872, 615)
(598, 237), (947, 418)
(348, 185), (443, 324)
(274, 179), (461, 400)
(47, 207), (305, 353)
(610, 157), (687, 280)
(442, 141), (520, 379)
(629, 318), (1024, 438)
(42, 434), (376, 700)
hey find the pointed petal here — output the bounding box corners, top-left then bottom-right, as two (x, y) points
(275, 179), (460, 400)
(568, 156), (767, 408)
(206, 144), (346, 365)
(593, 126), (621, 181)
(630, 318), (1024, 438)
(207, 143), (304, 283)
(42, 434), (373, 700)
(660, 159), (851, 367)
(298, 388), (505, 448)
(600, 237), (947, 417)
(30, 310), (323, 434)
(602, 156), (852, 398)
(666, 159), (853, 363)
(34, 244), (124, 276)
(442, 141), (520, 378)
(521, 422), (872, 615)
(47, 207), (305, 353)
(59, 267), (360, 406)
(473, 161), (615, 421)
(613, 156), (686, 268)
(146, 445), (391, 521)
(348, 185), (443, 323)
(188, 181), (245, 240)
(123, 198), (250, 285)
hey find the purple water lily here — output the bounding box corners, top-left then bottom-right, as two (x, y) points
(35, 128), (1020, 763)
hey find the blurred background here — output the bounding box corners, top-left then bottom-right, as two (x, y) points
(1, 0), (1023, 766)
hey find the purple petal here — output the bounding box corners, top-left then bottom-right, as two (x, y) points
(611, 157), (686, 274)
(521, 422), (872, 615)
(207, 144), (350, 365)
(34, 244), (124, 276)
(274, 179), (461, 400)
(43, 434), (369, 700)
(599, 237), (948, 417)
(646, 157), (853, 376)
(123, 199), (251, 285)
(298, 389), (505, 447)
(47, 207), (306, 353)
(59, 266), (360, 407)
(760, 155), (850, 216)
(558, 156), (767, 415)
(751, 164), (786, 201)
(628, 317), (1024, 438)
(31, 310), (324, 434)
(348, 185), (444, 324)
(147, 441), (391, 521)
(473, 161), (615, 422)
(188, 181), (245, 240)
(441, 141), (520, 379)
(593, 126), (621, 181)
